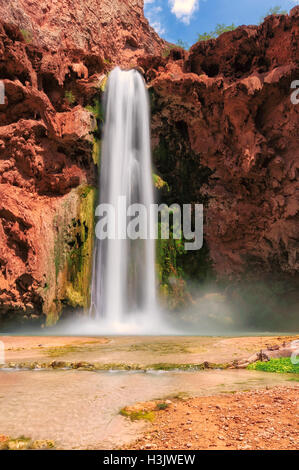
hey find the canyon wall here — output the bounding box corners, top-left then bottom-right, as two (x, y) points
(0, 0), (163, 327)
(0, 1), (298, 327)
(141, 9), (299, 280)
(0, 0), (163, 65)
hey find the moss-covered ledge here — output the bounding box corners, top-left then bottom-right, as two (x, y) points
(41, 184), (97, 325)
(0, 360), (234, 372)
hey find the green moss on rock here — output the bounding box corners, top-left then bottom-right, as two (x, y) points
(44, 184), (97, 325)
(247, 358), (299, 374)
(86, 97), (104, 166)
(153, 173), (169, 191)
(65, 185), (97, 310)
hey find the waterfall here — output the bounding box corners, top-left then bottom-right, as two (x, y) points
(90, 67), (157, 329)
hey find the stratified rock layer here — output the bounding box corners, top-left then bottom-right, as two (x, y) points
(0, 0), (163, 66)
(0, 2), (298, 326)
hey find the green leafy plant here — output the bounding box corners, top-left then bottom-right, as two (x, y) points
(162, 44), (177, 58)
(156, 402), (169, 410)
(265, 6), (287, 16)
(260, 6), (287, 23)
(197, 23), (236, 42)
(86, 99), (104, 123)
(176, 39), (189, 50)
(247, 357), (299, 374)
(197, 32), (214, 41)
(85, 98), (105, 166)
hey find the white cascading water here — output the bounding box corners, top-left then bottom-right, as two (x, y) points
(89, 67), (159, 333)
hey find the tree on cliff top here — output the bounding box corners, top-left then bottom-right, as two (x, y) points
(260, 6), (287, 23)
(197, 23), (236, 42)
(197, 6), (288, 42)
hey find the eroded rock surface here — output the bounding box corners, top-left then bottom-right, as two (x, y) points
(0, 3), (298, 326)
(142, 7), (299, 279)
(0, 0), (163, 66)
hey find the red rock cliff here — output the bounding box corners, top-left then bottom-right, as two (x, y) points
(0, 0), (163, 65)
(0, 0), (163, 327)
(0, 2), (298, 327)
(140, 7), (299, 280)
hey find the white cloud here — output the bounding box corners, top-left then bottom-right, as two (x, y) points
(168, 0), (199, 24)
(151, 21), (166, 35)
(145, 1), (166, 36)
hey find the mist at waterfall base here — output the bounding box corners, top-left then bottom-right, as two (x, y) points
(56, 277), (298, 336)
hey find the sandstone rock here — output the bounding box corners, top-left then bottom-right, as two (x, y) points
(0, 0), (164, 66)
(144, 6), (299, 280)
(0, 3), (298, 326)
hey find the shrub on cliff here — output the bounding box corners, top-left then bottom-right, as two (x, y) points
(260, 6), (287, 23)
(197, 23), (236, 41)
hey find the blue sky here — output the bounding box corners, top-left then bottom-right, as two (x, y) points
(144, 0), (299, 46)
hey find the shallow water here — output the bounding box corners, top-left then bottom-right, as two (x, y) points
(0, 369), (297, 449)
(2, 335), (298, 366)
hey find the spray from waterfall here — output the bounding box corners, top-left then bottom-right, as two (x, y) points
(89, 67), (163, 334)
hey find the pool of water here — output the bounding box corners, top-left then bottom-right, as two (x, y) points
(0, 368), (297, 449)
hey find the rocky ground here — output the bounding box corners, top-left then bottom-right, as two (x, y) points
(123, 386), (299, 450)
(0, 335), (298, 449)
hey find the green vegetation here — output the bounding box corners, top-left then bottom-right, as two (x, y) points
(1, 361), (231, 372)
(65, 185), (97, 310)
(152, 132), (214, 308)
(198, 23), (236, 41)
(64, 90), (76, 105)
(43, 343), (98, 358)
(267, 5), (287, 15)
(127, 341), (205, 355)
(0, 435), (55, 450)
(20, 29), (33, 44)
(259, 6), (288, 24)
(86, 98), (104, 165)
(47, 185), (97, 325)
(153, 173), (169, 192)
(120, 409), (155, 422)
(86, 99), (105, 123)
(247, 358), (299, 374)
(162, 39), (189, 57)
(162, 44), (177, 58)
(165, 391), (190, 401)
(147, 362), (229, 371)
(156, 402), (169, 410)
(262, 6), (287, 21)
(120, 400), (170, 422)
(157, 221), (187, 310)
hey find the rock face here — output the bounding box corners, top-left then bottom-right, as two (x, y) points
(0, 0), (163, 327)
(142, 8), (299, 280)
(0, 2), (298, 327)
(0, 0), (163, 66)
